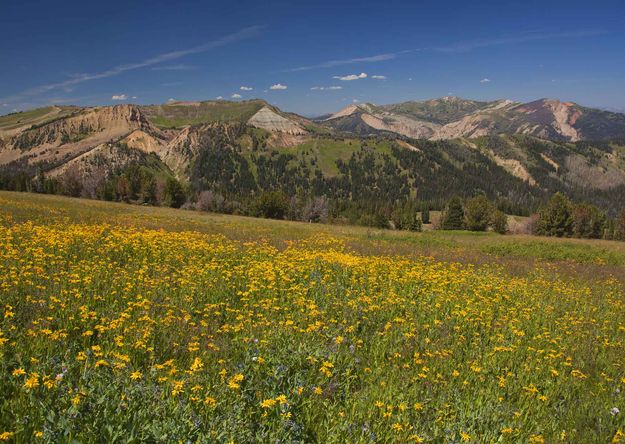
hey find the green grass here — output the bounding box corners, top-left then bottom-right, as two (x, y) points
(0, 106), (76, 131)
(141, 100), (267, 128)
(481, 239), (625, 266)
(1, 191), (624, 442)
(292, 138), (361, 176)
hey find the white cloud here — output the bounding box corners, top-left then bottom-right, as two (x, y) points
(311, 86), (343, 91)
(352, 99), (360, 103)
(131, 96), (137, 99)
(333, 73), (367, 81)
(216, 96), (224, 100)
(480, 78), (491, 83)
(111, 94), (128, 100)
(240, 86), (253, 91)
(167, 98), (176, 103)
(371, 75), (387, 80)
(231, 93), (242, 99)
(270, 83), (287, 90)
(2, 103), (8, 107)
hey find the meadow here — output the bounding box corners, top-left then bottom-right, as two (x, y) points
(1, 191), (624, 443)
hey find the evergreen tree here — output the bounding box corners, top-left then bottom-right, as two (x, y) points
(163, 177), (186, 208)
(421, 203), (430, 224)
(139, 172), (157, 204)
(572, 203), (606, 239)
(535, 193), (573, 237)
(440, 196), (465, 230)
(617, 207), (625, 241)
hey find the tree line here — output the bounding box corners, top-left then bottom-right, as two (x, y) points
(438, 192), (625, 240)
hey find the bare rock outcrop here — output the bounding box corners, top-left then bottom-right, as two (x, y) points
(247, 107), (307, 135)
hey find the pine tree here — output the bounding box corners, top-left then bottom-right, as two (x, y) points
(535, 193), (573, 237)
(572, 203), (606, 239)
(617, 207), (625, 241)
(163, 177), (186, 208)
(421, 203), (430, 224)
(441, 196), (465, 230)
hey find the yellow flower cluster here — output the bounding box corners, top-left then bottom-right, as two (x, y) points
(0, 213), (624, 442)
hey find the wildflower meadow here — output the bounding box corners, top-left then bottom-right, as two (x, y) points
(1, 192), (624, 442)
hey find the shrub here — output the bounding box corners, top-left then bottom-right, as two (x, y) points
(253, 191), (289, 219)
(464, 195), (493, 231)
(490, 210), (508, 234)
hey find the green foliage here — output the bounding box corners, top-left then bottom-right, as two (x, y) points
(535, 193), (574, 237)
(617, 208), (625, 241)
(490, 210), (508, 234)
(572, 203), (606, 239)
(384, 97), (490, 124)
(163, 177), (186, 208)
(357, 212), (389, 229)
(421, 203), (430, 224)
(464, 195), (493, 231)
(253, 190), (289, 219)
(440, 196), (465, 230)
(142, 100), (267, 128)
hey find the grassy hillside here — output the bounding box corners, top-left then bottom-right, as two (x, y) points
(1, 191), (624, 442)
(382, 98), (492, 124)
(0, 106), (78, 132)
(141, 100), (268, 128)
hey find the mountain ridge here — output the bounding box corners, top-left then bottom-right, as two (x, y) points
(2, 97), (625, 218)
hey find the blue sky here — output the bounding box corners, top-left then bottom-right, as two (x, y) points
(1, 0), (624, 116)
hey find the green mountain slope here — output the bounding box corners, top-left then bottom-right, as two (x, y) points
(2, 99), (625, 219)
(140, 99), (269, 128)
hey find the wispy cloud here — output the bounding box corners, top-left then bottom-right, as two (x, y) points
(371, 75), (386, 80)
(240, 86), (253, 91)
(270, 83), (287, 90)
(216, 96), (224, 100)
(151, 64), (195, 71)
(111, 94), (128, 100)
(333, 73), (367, 81)
(480, 78), (491, 83)
(288, 30), (605, 72)
(290, 51), (411, 72)
(433, 30), (605, 53)
(311, 86), (343, 91)
(1, 26), (262, 103)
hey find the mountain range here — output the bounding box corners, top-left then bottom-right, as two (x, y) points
(1, 96), (625, 215)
